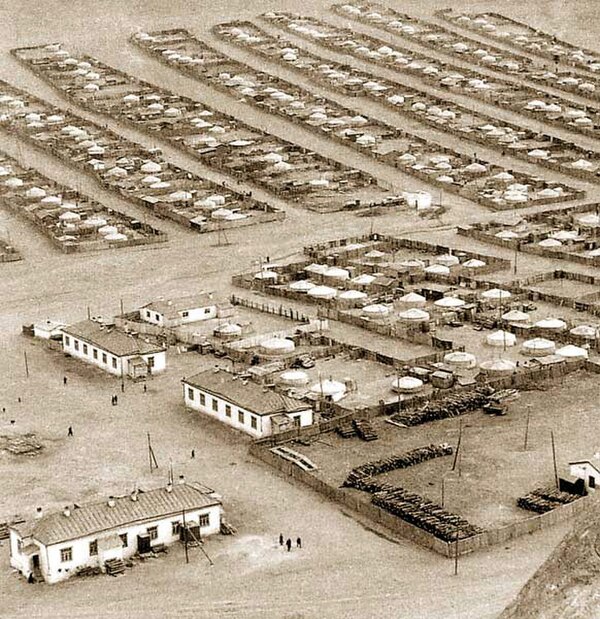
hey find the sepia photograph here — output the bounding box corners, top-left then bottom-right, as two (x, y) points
(1, 0), (599, 617)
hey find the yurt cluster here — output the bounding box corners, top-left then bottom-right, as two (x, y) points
(0, 153), (164, 252)
(464, 207), (600, 264)
(262, 8), (600, 140)
(211, 20), (582, 210)
(13, 43), (388, 215)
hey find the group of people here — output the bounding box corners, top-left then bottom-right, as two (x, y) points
(279, 534), (302, 552)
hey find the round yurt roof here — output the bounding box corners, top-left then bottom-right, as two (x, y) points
(289, 280), (315, 292)
(398, 308), (430, 321)
(398, 292), (426, 305)
(364, 249), (386, 259)
(495, 230), (519, 239)
(307, 285), (337, 299)
(4, 177), (23, 188)
(279, 369), (309, 385)
(556, 344), (588, 359)
(479, 358), (517, 373)
(261, 337), (295, 352)
(538, 238), (562, 248)
(304, 263), (328, 274)
(98, 225), (118, 235)
(425, 264), (450, 275)
(324, 266), (350, 279)
(577, 213), (600, 227)
(435, 254), (460, 267)
(309, 379), (346, 397)
(463, 258), (486, 268)
(215, 323), (242, 335)
(502, 309), (530, 322)
(569, 324), (598, 338)
(391, 376), (424, 392)
(105, 232), (128, 241)
(444, 351), (477, 367)
(26, 187), (46, 198)
(338, 289), (367, 300)
(352, 274), (376, 285)
(482, 288), (512, 300)
(362, 303), (390, 316)
(434, 296), (465, 308)
(486, 330), (517, 347)
(254, 270), (278, 280)
(140, 161), (162, 173)
(400, 258), (426, 269)
(522, 337), (555, 353)
(534, 318), (567, 330)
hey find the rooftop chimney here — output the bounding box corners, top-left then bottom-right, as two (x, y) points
(63, 506), (71, 518)
(178, 474), (185, 485)
(166, 483), (173, 493)
(130, 490), (138, 502)
(107, 496), (116, 508)
(35, 507), (43, 519)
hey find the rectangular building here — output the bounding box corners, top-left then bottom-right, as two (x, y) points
(61, 319), (166, 378)
(9, 482), (222, 584)
(182, 369), (313, 438)
(139, 293), (217, 328)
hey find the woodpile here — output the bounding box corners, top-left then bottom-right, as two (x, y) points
(220, 520), (237, 535)
(372, 486), (484, 541)
(76, 565), (102, 578)
(336, 420), (357, 438)
(517, 486), (580, 514)
(343, 444), (453, 488)
(390, 387), (495, 426)
(104, 558), (125, 576)
(353, 418), (378, 441)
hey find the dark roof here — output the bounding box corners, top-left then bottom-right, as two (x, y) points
(12, 483), (220, 546)
(141, 293), (215, 319)
(62, 320), (165, 357)
(183, 369), (310, 416)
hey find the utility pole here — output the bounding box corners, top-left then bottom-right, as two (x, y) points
(523, 406), (531, 451)
(120, 298), (124, 316)
(452, 418), (463, 472)
(454, 520), (460, 576)
(23, 351), (29, 378)
(182, 509), (189, 564)
(87, 306), (91, 320)
(441, 476), (445, 508)
(147, 432), (158, 473)
(551, 430), (559, 488)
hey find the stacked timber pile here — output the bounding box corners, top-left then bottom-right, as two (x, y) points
(372, 486), (484, 541)
(336, 420), (357, 438)
(389, 387), (494, 426)
(353, 418), (378, 441)
(343, 444), (453, 488)
(76, 565), (102, 578)
(104, 558), (125, 576)
(220, 521), (237, 535)
(0, 433), (44, 455)
(517, 487), (580, 514)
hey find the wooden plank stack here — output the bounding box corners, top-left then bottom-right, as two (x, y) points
(353, 419), (378, 441)
(517, 486), (580, 514)
(104, 558), (126, 576)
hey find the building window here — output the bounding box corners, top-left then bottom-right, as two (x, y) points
(112, 357), (117, 369)
(199, 393), (206, 406)
(204, 308), (211, 314)
(17, 539), (23, 553)
(146, 310), (151, 318)
(251, 415), (257, 430)
(238, 410), (244, 424)
(89, 540), (98, 556)
(83, 344), (88, 355)
(102, 353), (107, 364)
(187, 388), (194, 401)
(119, 533), (128, 547)
(590, 476), (596, 489)
(198, 513), (210, 527)
(64, 336), (70, 346)
(182, 311), (189, 318)
(172, 521), (181, 536)
(61, 547), (72, 562)
(212, 399), (218, 413)
(225, 404), (231, 418)
(154, 314), (160, 322)
(92, 348), (98, 360)
(147, 356), (155, 369)
(74, 340), (79, 352)
(147, 526), (158, 541)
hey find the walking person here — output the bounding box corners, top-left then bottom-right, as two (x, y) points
(67, 426), (73, 437)
(114, 395), (118, 406)
(143, 383), (147, 393)
(286, 538), (292, 552)
(279, 533), (284, 546)
(63, 376), (67, 386)
(296, 537), (302, 549)
(191, 449), (195, 459)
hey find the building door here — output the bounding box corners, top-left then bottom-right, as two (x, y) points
(32, 555), (39, 568)
(589, 476), (596, 489)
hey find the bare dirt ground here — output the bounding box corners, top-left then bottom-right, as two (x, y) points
(1, 0), (600, 617)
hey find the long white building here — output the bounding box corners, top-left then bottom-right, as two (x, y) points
(9, 482), (222, 584)
(139, 292), (217, 328)
(182, 369), (313, 438)
(61, 319), (166, 378)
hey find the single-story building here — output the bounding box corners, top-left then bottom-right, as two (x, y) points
(139, 293), (217, 328)
(33, 319), (67, 340)
(569, 459), (600, 491)
(61, 319), (166, 377)
(9, 481), (222, 584)
(182, 369), (314, 438)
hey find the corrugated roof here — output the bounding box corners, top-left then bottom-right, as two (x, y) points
(184, 369), (310, 416)
(62, 320), (166, 357)
(141, 292), (215, 320)
(13, 483), (220, 546)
